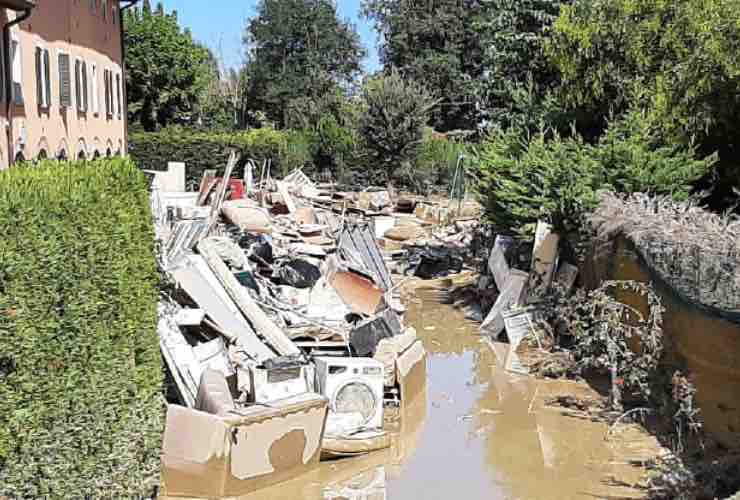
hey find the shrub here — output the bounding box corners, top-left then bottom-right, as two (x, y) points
(0, 159), (162, 498)
(129, 126), (313, 187)
(474, 112), (715, 237)
(359, 69), (436, 183)
(400, 131), (470, 194)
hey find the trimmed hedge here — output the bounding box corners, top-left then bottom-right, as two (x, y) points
(129, 126), (313, 188)
(0, 159), (162, 497)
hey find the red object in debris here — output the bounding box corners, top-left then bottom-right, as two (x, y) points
(198, 176), (245, 205)
(226, 179), (245, 200)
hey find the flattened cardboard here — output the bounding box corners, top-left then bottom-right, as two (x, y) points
(161, 393), (329, 498)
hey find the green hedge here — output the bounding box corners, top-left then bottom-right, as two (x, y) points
(129, 126), (313, 188)
(0, 159), (162, 498)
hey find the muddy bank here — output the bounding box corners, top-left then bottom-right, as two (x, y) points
(163, 279), (665, 499)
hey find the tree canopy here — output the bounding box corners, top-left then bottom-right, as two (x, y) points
(243, 0), (365, 128)
(124, 3), (216, 131)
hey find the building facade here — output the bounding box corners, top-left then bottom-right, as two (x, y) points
(0, 0), (136, 168)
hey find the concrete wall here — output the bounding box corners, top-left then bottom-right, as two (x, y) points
(0, 0), (125, 168)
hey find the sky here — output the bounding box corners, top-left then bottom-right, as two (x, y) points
(159, 0), (381, 73)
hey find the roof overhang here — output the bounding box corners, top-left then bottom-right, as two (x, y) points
(0, 0), (35, 11)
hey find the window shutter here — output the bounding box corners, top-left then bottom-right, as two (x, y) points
(44, 50), (51, 107)
(115, 74), (121, 118)
(74, 60), (81, 111)
(11, 41), (22, 105)
(59, 53), (71, 107)
(35, 47), (42, 107)
(104, 70), (110, 116)
(82, 62), (88, 111)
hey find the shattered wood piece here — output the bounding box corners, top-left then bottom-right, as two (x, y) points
(276, 181), (297, 213)
(198, 238), (301, 358)
(197, 169), (218, 206)
(488, 235), (515, 290)
(350, 308), (403, 357)
(289, 243), (327, 257)
(555, 262), (579, 295)
(527, 221), (560, 302)
(480, 269), (529, 338)
(170, 255), (275, 362)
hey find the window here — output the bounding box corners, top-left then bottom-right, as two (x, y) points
(58, 53), (71, 107)
(102, 0), (107, 21)
(104, 69), (112, 117)
(89, 0), (96, 14)
(112, 6), (117, 25)
(35, 47), (51, 108)
(74, 59), (89, 112)
(115, 73), (121, 118)
(91, 63), (99, 114)
(11, 40), (22, 105)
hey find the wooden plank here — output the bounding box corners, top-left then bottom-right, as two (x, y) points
(198, 238), (301, 358)
(276, 180), (297, 213)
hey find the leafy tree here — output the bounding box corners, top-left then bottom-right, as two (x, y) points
(359, 70), (436, 182)
(548, 0), (740, 151)
(363, 0), (567, 133)
(474, 0), (567, 131)
(362, 0), (487, 132)
(124, 3), (216, 131)
(243, 0), (365, 128)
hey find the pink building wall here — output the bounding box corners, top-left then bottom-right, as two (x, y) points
(0, 0), (127, 168)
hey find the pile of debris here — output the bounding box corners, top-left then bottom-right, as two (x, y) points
(476, 221), (580, 374)
(148, 157), (427, 497)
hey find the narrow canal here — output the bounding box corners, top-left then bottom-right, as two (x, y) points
(185, 281), (662, 500)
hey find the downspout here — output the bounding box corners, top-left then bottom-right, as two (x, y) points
(3, 7), (32, 166)
(118, 0), (138, 155)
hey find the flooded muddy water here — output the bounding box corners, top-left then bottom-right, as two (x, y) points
(165, 282), (663, 500)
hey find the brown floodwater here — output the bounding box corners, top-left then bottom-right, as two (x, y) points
(166, 281), (664, 500)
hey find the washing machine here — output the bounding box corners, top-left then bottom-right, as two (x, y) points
(314, 357), (384, 429)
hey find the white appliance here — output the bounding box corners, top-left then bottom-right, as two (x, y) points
(314, 357), (385, 430)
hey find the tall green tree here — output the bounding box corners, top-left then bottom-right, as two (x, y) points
(362, 0), (487, 132)
(474, 0), (567, 131)
(124, 3), (216, 131)
(549, 0), (740, 152)
(363, 0), (567, 133)
(243, 0), (365, 128)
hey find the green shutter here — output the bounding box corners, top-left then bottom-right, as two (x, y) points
(59, 54), (71, 107)
(35, 47), (42, 107)
(44, 50), (51, 107)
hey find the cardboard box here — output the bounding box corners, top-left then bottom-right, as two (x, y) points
(161, 393), (328, 498)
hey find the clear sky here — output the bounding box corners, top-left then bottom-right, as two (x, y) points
(158, 0), (381, 73)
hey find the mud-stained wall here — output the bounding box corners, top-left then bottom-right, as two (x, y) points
(584, 235), (740, 448)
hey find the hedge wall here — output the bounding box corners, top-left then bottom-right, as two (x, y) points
(0, 159), (162, 498)
(129, 126), (313, 188)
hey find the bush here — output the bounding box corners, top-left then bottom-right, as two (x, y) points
(399, 131), (470, 194)
(0, 159), (162, 497)
(129, 126), (313, 187)
(359, 69), (436, 183)
(474, 113), (715, 237)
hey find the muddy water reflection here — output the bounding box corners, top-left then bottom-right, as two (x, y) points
(171, 284), (661, 500)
